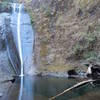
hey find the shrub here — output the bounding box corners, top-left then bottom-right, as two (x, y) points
(26, 8), (35, 25)
(44, 8), (52, 17)
(83, 51), (97, 59)
(73, 32), (97, 59)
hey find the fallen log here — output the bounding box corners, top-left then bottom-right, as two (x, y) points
(49, 79), (97, 100)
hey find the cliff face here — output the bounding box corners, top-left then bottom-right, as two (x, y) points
(23, 0), (100, 73)
(0, 12), (13, 98)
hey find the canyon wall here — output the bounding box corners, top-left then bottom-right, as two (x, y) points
(22, 0), (100, 73)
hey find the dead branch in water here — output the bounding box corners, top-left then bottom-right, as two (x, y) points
(49, 79), (96, 100)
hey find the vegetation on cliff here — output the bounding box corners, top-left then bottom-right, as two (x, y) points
(20, 0), (100, 73)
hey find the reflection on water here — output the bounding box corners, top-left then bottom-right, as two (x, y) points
(23, 76), (34, 100)
(6, 76), (100, 100)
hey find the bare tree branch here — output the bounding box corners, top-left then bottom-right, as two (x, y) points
(49, 79), (97, 100)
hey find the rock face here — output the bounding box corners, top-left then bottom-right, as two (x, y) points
(21, 0), (100, 74)
(5, 18), (21, 75)
(0, 12), (14, 99)
(0, 2), (19, 98)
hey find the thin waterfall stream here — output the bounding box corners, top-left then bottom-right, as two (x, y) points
(17, 4), (24, 100)
(12, 3), (26, 100)
(14, 3), (24, 100)
(17, 4), (24, 77)
(11, 2), (35, 100)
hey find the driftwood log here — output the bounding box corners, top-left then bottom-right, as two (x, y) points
(49, 79), (98, 100)
(50, 63), (100, 100)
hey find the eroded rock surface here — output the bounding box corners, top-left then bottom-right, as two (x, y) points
(0, 13), (14, 99)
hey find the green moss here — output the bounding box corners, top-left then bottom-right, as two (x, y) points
(26, 8), (35, 25)
(85, 33), (97, 43)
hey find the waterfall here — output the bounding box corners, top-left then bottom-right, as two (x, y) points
(17, 4), (24, 77)
(12, 3), (24, 76)
(12, 2), (35, 100)
(17, 4), (24, 100)
(12, 3), (24, 100)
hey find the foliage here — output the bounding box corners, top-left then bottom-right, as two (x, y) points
(83, 51), (97, 59)
(30, 15), (35, 25)
(73, 43), (84, 59)
(26, 8), (35, 24)
(73, 32), (97, 59)
(44, 8), (52, 17)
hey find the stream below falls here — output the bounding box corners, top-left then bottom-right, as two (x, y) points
(3, 76), (100, 100)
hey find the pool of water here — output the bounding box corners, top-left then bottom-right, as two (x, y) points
(4, 76), (100, 100)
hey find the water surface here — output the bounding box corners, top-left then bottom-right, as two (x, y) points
(5, 76), (100, 100)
